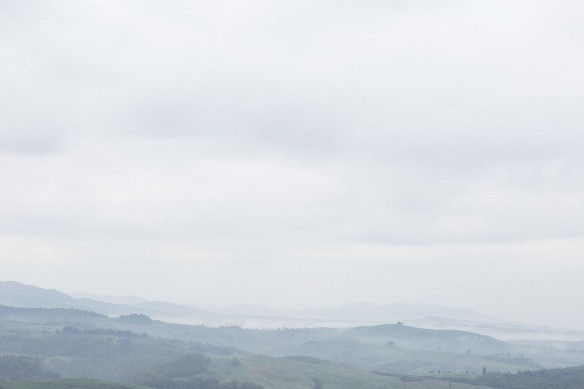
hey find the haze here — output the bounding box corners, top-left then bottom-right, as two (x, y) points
(1, 1), (583, 329)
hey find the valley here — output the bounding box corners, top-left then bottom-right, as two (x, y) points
(1, 282), (584, 388)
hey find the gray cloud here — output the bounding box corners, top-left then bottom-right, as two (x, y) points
(1, 0), (584, 326)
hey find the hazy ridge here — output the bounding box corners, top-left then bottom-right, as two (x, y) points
(2, 280), (584, 388)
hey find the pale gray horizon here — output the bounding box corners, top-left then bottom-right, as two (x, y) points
(1, 1), (583, 328)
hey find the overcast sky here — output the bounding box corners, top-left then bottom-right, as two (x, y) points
(1, 0), (584, 328)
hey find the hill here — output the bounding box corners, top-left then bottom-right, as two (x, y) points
(0, 281), (510, 332)
(0, 304), (567, 378)
(5, 281), (584, 344)
(0, 282), (218, 322)
(0, 379), (149, 389)
(2, 282), (584, 388)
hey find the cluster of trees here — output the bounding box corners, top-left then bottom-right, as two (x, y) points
(155, 354), (211, 378)
(0, 305), (106, 322)
(118, 313), (153, 325)
(482, 353), (541, 368)
(133, 354), (263, 389)
(0, 329), (222, 381)
(61, 326), (147, 338)
(0, 354), (58, 381)
(1, 329), (140, 358)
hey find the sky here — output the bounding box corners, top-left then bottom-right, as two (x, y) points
(1, 0), (584, 329)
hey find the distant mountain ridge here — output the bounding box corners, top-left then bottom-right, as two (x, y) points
(299, 302), (499, 322)
(0, 280), (493, 324)
(0, 280), (75, 307)
(0, 281), (224, 322)
(4, 280), (583, 342)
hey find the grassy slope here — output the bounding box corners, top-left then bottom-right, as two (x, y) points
(0, 315), (536, 379)
(0, 378), (149, 389)
(462, 365), (584, 389)
(200, 354), (494, 389)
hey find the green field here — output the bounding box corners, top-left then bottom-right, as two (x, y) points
(0, 379), (148, 389)
(195, 354), (494, 389)
(0, 376), (490, 389)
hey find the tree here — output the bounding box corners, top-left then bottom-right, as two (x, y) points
(311, 378), (323, 389)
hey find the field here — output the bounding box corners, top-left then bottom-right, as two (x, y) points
(0, 376), (490, 389)
(195, 354), (493, 389)
(0, 379), (148, 389)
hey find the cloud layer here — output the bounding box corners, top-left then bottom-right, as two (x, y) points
(1, 1), (584, 327)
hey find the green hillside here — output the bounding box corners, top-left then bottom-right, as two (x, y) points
(2, 305), (584, 388)
(199, 354), (495, 389)
(454, 364), (584, 389)
(0, 378), (148, 389)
